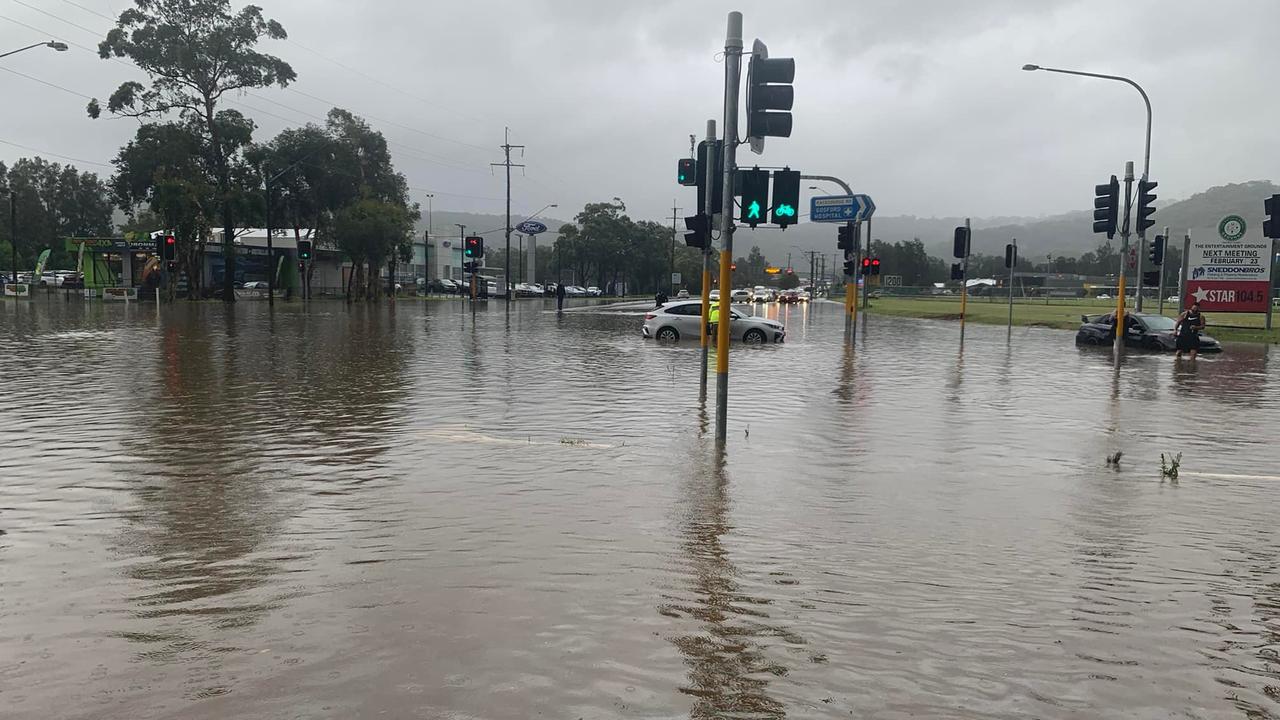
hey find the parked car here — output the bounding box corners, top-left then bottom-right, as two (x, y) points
(586, 286), (603, 296)
(1096, 294), (1112, 300)
(730, 289), (751, 303)
(566, 285), (587, 296)
(1075, 312), (1222, 353)
(676, 289), (690, 299)
(642, 300), (785, 343)
(242, 280), (269, 289)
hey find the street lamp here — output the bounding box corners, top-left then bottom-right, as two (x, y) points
(1021, 64), (1152, 185)
(1024, 62), (1153, 319)
(0, 41), (68, 59)
(262, 151), (332, 305)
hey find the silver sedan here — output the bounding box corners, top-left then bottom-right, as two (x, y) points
(641, 300), (785, 344)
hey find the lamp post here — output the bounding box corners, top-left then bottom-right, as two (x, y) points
(1023, 64), (1153, 316)
(423, 193), (433, 283)
(0, 40), (68, 59)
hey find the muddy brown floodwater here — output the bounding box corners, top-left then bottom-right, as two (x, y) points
(2, 297), (1279, 719)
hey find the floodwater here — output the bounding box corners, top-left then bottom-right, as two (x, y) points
(2, 296), (1280, 719)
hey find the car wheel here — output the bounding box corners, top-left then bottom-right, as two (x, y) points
(656, 326), (680, 341)
(743, 328), (766, 344)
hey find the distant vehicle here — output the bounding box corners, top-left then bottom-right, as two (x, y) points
(676, 289), (690, 299)
(778, 289), (802, 304)
(437, 278), (461, 293)
(730, 289), (751, 302)
(566, 285), (587, 296)
(1166, 295), (1180, 304)
(1096, 294), (1112, 300)
(242, 280), (269, 289)
(1075, 312), (1222, 353)
(709, 289), (720, 301)
(586, 286), (603, 296)
(642, 300), (785, 343)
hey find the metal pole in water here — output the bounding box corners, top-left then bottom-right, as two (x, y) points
(699, 119), (716, 394)
(714, 11), (743, 446)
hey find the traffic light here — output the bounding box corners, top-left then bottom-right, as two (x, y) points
(1148, 235), (1165, 266)
(730, 263), (738, 272)
(463, 261), (478, 273)
(1136, 178), (1158, 233)
(1265, 194), (1280, 239)
(745, 40), (795, 154)
(677, 158), (696, 186)
(1005, 243), (1017, 269)
(843, 259), (856, 276)
(684, 213), (709, 249)
(870, 257), (881, 276)
(1143, 271), (1160, 286)
(1093, 175), (1119, 239)
(950, 263), (964, 281)
(297, 238), (312, 261)
(696, 139), (723, 215)
(162, 234), (176, 261)
(860, 257), (872, 276)
(837, 225), (857, 251)
(770, 169), (800, 228)
(738, 168), (769, 227)
(953, 226), (970, 259)
(464, 236), (484, 258)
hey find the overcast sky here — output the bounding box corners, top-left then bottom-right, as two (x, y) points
(2, 0), (1278, 228)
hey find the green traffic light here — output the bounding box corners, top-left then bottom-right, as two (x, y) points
(775, 204), (795, 218)
(747, 200), (761, 219)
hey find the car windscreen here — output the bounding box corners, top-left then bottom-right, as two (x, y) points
(1142, 315), (1176, 331)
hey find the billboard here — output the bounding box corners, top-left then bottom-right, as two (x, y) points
(1185, 215), (1273, 312)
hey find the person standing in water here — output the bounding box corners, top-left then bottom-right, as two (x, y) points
(555, 281), (566, 312)
(1175, 301), (1206, 360)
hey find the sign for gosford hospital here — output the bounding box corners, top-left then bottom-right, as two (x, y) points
(1184, 214), (1273, 312)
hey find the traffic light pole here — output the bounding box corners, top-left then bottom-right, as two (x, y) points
(861, 217), (872, 313)
(699, 119), (716, 395)
(1117, 161), (1134, 347)
(1136, 234), (1146, 312)
(714, 11), (743, 446)
(1157, 225), (1168, 315)
(959, 218), (970, 342)
(264, 176), (274, 306)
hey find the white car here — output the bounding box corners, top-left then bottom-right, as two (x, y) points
(709, 289), (720, 301)
(586, 286), (603, 296)
(730, 289), (751, 303)
(676, 289), (690, 299)
(1097, 294), (1112, 300)
(242, 280), (269, 289)
(642, 300), (785, 344)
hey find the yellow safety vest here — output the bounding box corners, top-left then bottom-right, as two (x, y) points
(709, 306), (720, 323)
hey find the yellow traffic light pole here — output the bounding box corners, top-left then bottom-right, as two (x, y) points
(699, 120), (716, 395)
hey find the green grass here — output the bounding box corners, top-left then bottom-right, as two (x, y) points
(865, 296), (1280, 344)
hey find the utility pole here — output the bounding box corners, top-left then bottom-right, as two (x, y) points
(1180, 231), (1191, 312)
(1117, 160), (1134, 347)
(699, 119), (716, 396)
(455, 223), (468, 301)
(9, 191), (16, 284)
(492, 128), (524, 302)
(714, 11), (743, 446)
(669, 201), (681, 294)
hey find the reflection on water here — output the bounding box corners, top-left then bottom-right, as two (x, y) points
(662, 446), (788, 718)
(2, 299), (1280, 719)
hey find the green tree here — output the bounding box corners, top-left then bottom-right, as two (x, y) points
(91, 0), (295, 301)
(0, 157), (114, 275)
(333, 199), (414, 301)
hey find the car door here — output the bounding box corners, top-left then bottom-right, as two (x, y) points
(666, 302), (703, 336)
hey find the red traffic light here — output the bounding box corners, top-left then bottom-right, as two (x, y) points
(165, 235), (175, 245)
(730, 263), (738, 271)
(871, 258), (880, 268)
(464, 236), (484, 258)
(861, 257), (871, 268)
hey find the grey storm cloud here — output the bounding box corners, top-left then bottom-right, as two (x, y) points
(2, 0), (1278, 224)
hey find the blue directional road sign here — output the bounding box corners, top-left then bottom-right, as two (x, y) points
(809, 194), (876, 223)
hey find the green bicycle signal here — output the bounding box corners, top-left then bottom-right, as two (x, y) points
(774, 203), (796, 218)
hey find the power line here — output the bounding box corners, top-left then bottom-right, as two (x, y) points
(0, 64), (93, 99)
(56, 0), (112, 21)
(0, 137), (111, 167)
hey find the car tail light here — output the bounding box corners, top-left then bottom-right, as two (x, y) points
(644, 313), (656, 320)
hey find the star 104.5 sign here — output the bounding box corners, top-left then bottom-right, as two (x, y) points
(1184, 216), (1273, 312)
